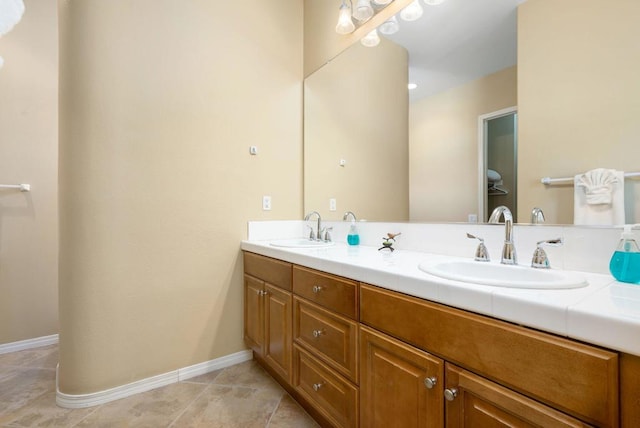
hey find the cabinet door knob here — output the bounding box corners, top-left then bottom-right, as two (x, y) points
(444, 388), (458, 401)
(256, 290), (268, 296)
(312, 329), (325, 338)
(312, 382), (323, 392)
(423, 376), (437, 389)
(312, 285), (323, 293)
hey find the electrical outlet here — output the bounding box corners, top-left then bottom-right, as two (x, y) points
(468, 214), (478, 223)
(249, 146), (258, 155)
(329, 198), (337, 211)
(262, 195), (272, 211)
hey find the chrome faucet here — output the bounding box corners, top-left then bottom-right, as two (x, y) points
(488, 205), (517, 265)
(343, 211), (357, 222)
(304, 211), (322, 241)
(531, 207), (545, 224)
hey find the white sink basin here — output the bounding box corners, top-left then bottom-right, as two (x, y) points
(418, 260), (588, 289)
(269, 238), (335, 249)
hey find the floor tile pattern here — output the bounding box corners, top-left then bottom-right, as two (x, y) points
(0, 345), (318, 427)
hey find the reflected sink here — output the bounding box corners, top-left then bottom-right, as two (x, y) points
(418, 260), (587, 289)
(270, 238), (335, 249)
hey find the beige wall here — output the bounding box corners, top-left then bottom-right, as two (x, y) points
(518, 0), (640, 224)
(58, 0), (302, 394)
(304, 39), (409, 222)
(410, 66), (517, 222)
(304, 0), (414, 77)
(0, 0), (58, 345)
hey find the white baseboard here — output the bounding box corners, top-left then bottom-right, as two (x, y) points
(56, 349), (253, 409)
(0, 334), (59, 355)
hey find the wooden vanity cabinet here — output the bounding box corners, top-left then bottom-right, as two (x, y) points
(444, 364), (590, 427)
(360, 283), (619, 427)
(243, 253), (293, 383)
(360, 325), (444, 428)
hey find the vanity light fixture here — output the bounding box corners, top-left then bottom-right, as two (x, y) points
(400, 0), (423, 21)
(373, 0), (394, 5)
(0, 0), (25, 69)
(353, 0), (375, 23)
(335, 0), (356, 34)
(379, 15), (400, 35)
(424, 0), (446, 5)
(360, 29), (381, 47)
(408, 82), (418, 90)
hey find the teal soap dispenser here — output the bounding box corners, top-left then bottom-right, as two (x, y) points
(609, 224), (640, 284)
(343, 211), (360, 246)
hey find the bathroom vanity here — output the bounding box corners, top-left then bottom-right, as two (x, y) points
(242, 231), (640, 428)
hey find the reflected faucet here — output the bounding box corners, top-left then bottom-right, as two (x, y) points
(488, 205), (517, 265)
(531, 207), (545, 224)
(304, 211), (322, 241)
(343, 211), (357, 222)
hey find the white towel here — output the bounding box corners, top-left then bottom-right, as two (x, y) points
(574, 168), (625, 225)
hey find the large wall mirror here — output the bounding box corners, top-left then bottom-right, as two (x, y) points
(304, 0), (640, 225)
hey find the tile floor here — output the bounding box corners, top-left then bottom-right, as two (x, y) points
(0, 345), (319, 427)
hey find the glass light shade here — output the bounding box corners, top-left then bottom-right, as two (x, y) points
(379, 16), (399, 35)
(424, 0), (445, 5)
(353, 0), (374, 22)
(361, 29), (381, 47)
(335, 2), (356, 34)
(408, 83), (418, 90)
(373, 0), (393, 5)
(400, 0), (423, 21)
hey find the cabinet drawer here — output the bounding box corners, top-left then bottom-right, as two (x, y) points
(294, 297), (358, 383)
(244, 252), (292, 291)
(360, 284), (619, 427)
(293, 266), (358, 319)
(293, 344), (358, 428)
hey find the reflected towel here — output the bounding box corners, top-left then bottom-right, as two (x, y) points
(574, 169), (625, 225)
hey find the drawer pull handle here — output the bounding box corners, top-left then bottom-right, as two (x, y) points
(312, 285), (323, 293)
(312, 382), (324, 392)
(312, 329), (325, 338)
(423, 376), (437, 389)
(444, 388), (458, 401)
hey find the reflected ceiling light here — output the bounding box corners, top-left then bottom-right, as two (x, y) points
(361, 29), (381, 47)
(373, 0), (393, 5)
(400, 0), (423, 21)
(335, 0), (356, 34)
(408, 83), (418, 90)
(379, 15), (400, 35)
(0, 0), (25, 70)
(424, 0), (446, 5)
(353, 0), (374, 22)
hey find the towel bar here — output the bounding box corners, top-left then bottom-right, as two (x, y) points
(541, 172), (640, 185)
(0, 184), (31, 192)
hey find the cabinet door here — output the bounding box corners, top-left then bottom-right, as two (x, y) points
(264, 282), (293, 383)
(360, 325), (444, 428)
(444, 363), (590, 428)
(244, 275), (264, 355)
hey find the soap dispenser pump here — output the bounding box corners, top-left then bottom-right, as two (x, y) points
(343, 211), (360, 246)
(609, 224), (640, 284)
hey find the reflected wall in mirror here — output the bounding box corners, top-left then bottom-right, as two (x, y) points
(304, 0), (640, 225)
(304, 39), (409, 221)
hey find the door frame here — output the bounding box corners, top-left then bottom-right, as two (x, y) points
(477, 106), (517, 222)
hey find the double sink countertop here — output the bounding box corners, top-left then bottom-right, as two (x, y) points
(241, 239), (640, 357)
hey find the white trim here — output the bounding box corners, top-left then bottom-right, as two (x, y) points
(477, 106), (517, 222)
(0, 334), (59, 355)
(56, 349), (253, 409)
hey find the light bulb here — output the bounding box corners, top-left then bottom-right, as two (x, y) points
(424, 0), (446, 5)
(379, 16), (399, 35)
(361, 29), (380, 47)
(335, 1), (356, 34)
(353, 0), (374, 23)
(408, 83), (418, 90)
(400, 0), (423, 21)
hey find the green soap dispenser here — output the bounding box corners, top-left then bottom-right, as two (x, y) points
(343, 211), (360, 246)
(609, 224), (640, 284)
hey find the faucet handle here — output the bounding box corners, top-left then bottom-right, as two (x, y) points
(531, 238), (563, 269)
(322, 227), (333, 242)
(467, 233), (490, 262)
(306, 225), (316, 241)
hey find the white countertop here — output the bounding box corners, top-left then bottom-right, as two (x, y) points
(241, 239), (640, 357)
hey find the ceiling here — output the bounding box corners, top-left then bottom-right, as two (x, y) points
(384, 0), (528, 101)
